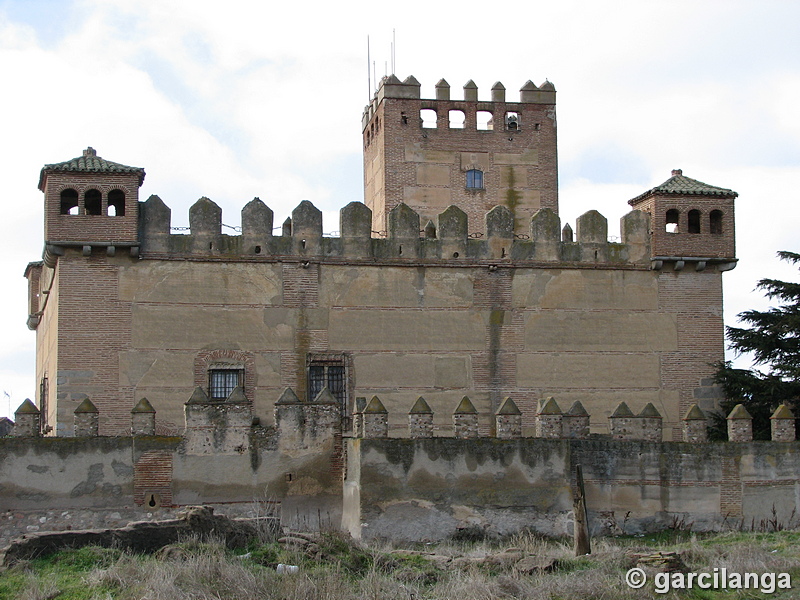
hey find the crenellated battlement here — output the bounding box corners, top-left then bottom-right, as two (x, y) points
(362, 75), (556, 130)
(9, 394), (795, 444)
(132, 196), (654, 266)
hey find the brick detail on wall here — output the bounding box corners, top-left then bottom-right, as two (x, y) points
(720, 456), (742, 517)
(363, 85), (558, 236)
(473, 268), (513, 309)
(55, 255), (133, 435)
(283, 263), (319, 308)
(194, 349), (256, 402)
(658, 270), (725, 441)
(281, 352), (304, 400)
(44, 172), (141, 245)
(133, 450), (173, 507)
(307, 330), (329, 352)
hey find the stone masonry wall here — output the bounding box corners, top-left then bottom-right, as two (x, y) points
(28, 197), (731, 442)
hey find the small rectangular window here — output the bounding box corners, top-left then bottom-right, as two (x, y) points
(308, 363), (346, 405)
(466, 169), (484, 189)
(209, 368), (242, 400)
(308, 354), (347, 413)
(307, 353), (351, 430)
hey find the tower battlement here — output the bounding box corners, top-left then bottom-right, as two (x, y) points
(362, 76), (559, 238)
(362, 75), (556, 128)
(129, 196), (653, 267)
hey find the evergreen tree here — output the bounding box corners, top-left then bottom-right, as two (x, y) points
(714, 251), (800, 440)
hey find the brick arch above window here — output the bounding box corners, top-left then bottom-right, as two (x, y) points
(194, 349), (256, 402)
(52, 183), (135, 196)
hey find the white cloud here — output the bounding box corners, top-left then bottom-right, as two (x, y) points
(1, 0), (799, 418)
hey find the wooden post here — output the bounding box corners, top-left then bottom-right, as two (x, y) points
(574, 464), (591, 556)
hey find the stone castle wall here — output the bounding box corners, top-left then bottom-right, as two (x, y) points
(26, 197), (731, 440)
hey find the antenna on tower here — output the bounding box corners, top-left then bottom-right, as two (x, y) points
(367, 35), (371, 100)
(392, 28), (396, 75)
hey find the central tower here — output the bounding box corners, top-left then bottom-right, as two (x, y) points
(362, 75), (558, 236)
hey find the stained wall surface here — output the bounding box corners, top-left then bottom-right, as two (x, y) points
(37, 245), (724, 440)
(345, 438), (800, 541)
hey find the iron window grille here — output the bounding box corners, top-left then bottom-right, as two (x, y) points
(209, 368), (242, 400)
(308, 364), (346, 405)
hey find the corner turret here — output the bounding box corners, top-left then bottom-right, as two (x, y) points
(39, 147), (145, 263)
(629, 169), (737, 271)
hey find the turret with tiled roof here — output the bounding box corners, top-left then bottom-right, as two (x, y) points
(38, 147), (145, 191)
(39, 147), (145, 262)
(629, 169), (737, 206)
(629, 169), (737, 265)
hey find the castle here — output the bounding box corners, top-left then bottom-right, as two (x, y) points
(5, 76), (779, 544)
(24, 75), (737, 440)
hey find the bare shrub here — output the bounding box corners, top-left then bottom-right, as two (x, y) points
(18, 573), (60, 600)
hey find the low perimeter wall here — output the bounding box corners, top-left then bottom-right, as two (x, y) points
(3, 435), (799, 546)
(0, 434), (341, 548)
(344, 438), (800, 542)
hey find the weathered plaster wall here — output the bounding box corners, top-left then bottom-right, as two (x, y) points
(345, 438), (800, 542)
(0, 431), (341, 544)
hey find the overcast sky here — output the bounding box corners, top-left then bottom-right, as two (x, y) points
(1, 0), (798, 419)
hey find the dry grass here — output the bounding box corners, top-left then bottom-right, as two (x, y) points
(6, 529), (800, 600)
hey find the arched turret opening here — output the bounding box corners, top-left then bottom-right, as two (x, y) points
(477, 110), (493, 130)
(420, 109), (437, 129)
(108, 189), (125, 216)
(449, 109), (465, 129)
(710, 210), (723, 234)
(688, 209), (701, 234)
(665, 209), (680, 233)
(60, 189), (79, 215)
(84, 189), (102, 216)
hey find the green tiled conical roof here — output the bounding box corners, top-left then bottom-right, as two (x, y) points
(364, 396), (387, 414)
(15, 398), (40, 414)
(39, 147), (145, 190)
(275, 388), (300, 404)
(312, 387), (338, 405)
(74, 398), (98, 413)
(638, 403), (662, 418)
(566, 401), (589, 417)
(187, 386), (210, 404)
(132, 398), (156, 413)
(771, 404), (794, 419)
(629, 169), (737, 205)
(538, 397), (562, 415)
